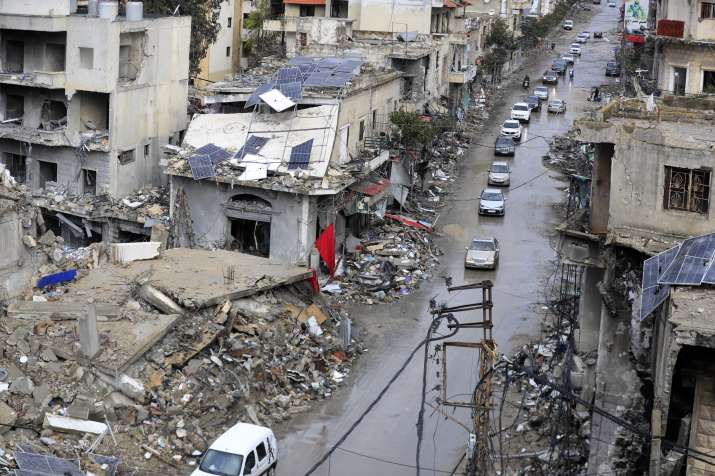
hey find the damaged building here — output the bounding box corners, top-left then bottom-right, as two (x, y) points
(0, 1), (190, 246)
(167, 57), (400, 264)
(563, 96), (715, 474)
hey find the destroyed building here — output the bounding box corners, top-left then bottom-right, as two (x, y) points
(562, 96), (715, 473)
(167, 57), (399, 264)
(0, 1), (190, 245)
(652, 0), (715, 95)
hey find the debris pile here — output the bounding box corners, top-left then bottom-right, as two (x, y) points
(543, 134), (593, 177)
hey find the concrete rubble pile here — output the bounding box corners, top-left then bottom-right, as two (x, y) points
(0, 256), (358, 474)
(543, 134), (593, 177)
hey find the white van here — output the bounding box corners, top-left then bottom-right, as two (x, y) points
(192, 423), (278, 476)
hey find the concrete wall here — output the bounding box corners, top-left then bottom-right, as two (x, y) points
(170, 175), (319, 264)
(0, 0), (70, 16)
(657, 43), (715, 95)
(662, 0), (715, 41)
(0, 30), (67, 73)
(65, 16), (120, 94)
(0, 204), (34, 298)
(351, 0), (432, 34)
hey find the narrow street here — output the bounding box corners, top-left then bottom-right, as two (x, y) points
(276, 4), (620, 475)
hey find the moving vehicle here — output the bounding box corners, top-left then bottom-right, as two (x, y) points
(561, 55), (576, 65)
(193, 423), (278, 476)
(494, 136), (516, 156)
(563, 19), (574, 30)
(525, 95), (542, 111)
(542, 70), (558, 84)
(569, 43), (582, 55)
(510, 102), (531, 122)
(488, 161), (511, 186)
(605, 60), (621, 76)
(608, 0), (616, 6)
(500, 119), (523, 140)
(534, 86), (549, 101)
(547, 98), (567, 113)
(465, 237), (500, 270)
(551, 60), (568, 75)
(478, 188), (506, 216)
(576, 33), (589, 43)
(594, 31), (603, 38)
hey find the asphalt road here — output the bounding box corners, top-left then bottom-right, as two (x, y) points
(275, 4), (621, 474)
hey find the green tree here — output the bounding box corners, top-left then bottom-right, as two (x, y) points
(389, 111), (435, 146)
(242, 0), (272, 60)
(144, 0), (223, 77)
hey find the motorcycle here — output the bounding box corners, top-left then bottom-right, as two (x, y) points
(522, 79), (530, 89)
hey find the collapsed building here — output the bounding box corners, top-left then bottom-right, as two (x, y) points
(564, 96), (715, 474)
(0, 1), (190, 248)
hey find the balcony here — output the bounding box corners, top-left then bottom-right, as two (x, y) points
(264, 17), (298, 32)
(0, 71), (66, 89)
(0, 123), (73, 147)
(263, 16), (354, 38)
(448, 65), (476, 83)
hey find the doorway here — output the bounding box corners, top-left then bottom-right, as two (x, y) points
(226, 194), (272, 257)
(673, 66), (687, 95)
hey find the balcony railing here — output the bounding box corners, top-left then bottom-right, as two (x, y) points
(263, 16), (354, 34)
(448, 65), (476, 83)
(0, 71), (66, 89)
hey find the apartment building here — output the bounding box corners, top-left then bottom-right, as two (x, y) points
(0, 1), (190, 199)
(654, 0), (715, 94)
(196, 0), (241, 86)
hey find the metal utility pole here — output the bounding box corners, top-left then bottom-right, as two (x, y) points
(433, 280), (496, 475)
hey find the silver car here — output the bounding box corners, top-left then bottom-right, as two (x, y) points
(478, 188), (506, 216)
(488, 161), (511, 186)
(534, 86), (549, 101)
(465, 237), (500, 269)
(547, 98), (566, 113)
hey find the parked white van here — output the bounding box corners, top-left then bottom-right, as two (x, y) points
(192, 423), (278, 476)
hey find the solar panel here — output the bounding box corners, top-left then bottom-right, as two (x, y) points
(288, 56), (316, 65)
(334, 60), (363, 73)
(304, 71), (333, 87)
(640, 244), (680, 320)
(642, 254), (660, 289)
(659, 235), (715, 285)
(674, 255), (710, 285)
(194, 143), (231, 164)
(188, 156), (215, 180)
(276, 67), (302, 84)
(277, 81), (303, 102)
(298, 63), (317, 78)
(14, 452), (82, 475)
(640, 281), (670, 321)
(318, 57), (342, 69)
(288, 139), (313, 170)
(236, 135), (269, 159)
(245, 81), (275, 109)
(325, 72), (353, 87)
(702, 260), (715, 284)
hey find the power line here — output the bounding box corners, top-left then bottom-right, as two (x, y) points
(336, 446), (466, 474)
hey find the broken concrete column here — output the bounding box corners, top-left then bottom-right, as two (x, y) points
(138, 284), (184, 315)
(78, 304), (100, 359)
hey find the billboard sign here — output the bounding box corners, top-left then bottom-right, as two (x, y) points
(624, 0), (648, 34)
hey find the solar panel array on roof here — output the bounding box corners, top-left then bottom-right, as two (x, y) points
(298, 63), (317, 78)
(640, 245), (680, 320)
(276, 67), (302, 84)
(236, 135), (269, 159)
(659, 234), (715, 285)
(14, 452), (82, 476)
(288, 56), (316, 65)
(304, 71), (333, 87)
(335, 59), (363, 73)
(278, 81), (303, 102)
(188, 155), (215, 180)
(288, 139), (314, 170)
(194, 143), (231, 165)
(245, 81), (275, 109)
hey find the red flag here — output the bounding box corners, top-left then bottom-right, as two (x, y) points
(315, 224), (336, 275)
(308, 268), (320, 293)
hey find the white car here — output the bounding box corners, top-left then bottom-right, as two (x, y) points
(500, 119), (523, 140)
(561, 55), (576, 65)
(465, 237), (500, 269)
(608, 0), (616, 6)
(193, 423), (278, 476)
(576, 33), (589, 43)
(563, 19), (574, 30)
(569, 43), (582, 55)
(478, 188), (506, 216)
(510, 102), (531, 122)
(534, 86), (549, 101)
(488, 161), (511, 186)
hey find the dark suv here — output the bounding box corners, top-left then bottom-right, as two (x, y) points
(551, 60), (567, 75)
(605, 61), (621, 76)
(494, 136), (516, 156)
(525, 95), (541, 112)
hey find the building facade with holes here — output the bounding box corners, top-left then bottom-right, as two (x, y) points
(0, 2), (191, 199)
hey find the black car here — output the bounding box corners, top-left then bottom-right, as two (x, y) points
(551, 60), (567, 75)
(542, 70), (558, 84)
(594, 31), (603, 38)
(494, 136), (516, 156)
(605, 61), (621, 76)
(525, 95), (541, 111)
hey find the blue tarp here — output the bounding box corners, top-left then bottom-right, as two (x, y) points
(37, 269), (77, 289)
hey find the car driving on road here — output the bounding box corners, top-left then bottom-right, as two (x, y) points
(500, 119), (523, 140)
(478, 188), (506, 216)
(542, 70), (558, 84)
(563, 19), (574, 30)
(526, 95), (542, 111)
(510, 102), (531, 122)
(608, 0), (616, 6)
(494, 136), (516, 156)
(551, 59), (568, 75)
(488, 161), (511, 186)
(193, 423), (278, 476)
(464, 237), (500, 269)
(576, 33), (589, 43)
(534, 86), (549, 101)
(569, 43), (582, 55)
(547, 98), (567, 113)
(561, 55), (575, 65)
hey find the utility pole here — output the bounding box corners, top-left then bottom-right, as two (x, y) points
(433, 280), (496, 475)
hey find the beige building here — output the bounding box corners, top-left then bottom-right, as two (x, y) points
(654, 0), (715, 94)
(197, 0), (242, 86)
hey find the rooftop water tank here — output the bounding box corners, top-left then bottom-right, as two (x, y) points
(126, 2), (144, 21)
(98, 1), (118, 21)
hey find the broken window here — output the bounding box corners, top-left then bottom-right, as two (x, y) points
(702, 1), (715, 18)
(40, 100), (67, 130)
(79, 91), (110, 132)
(359, 119), (365, 141)
(298, 33), (308, 46)
(5, 94), (24, 122)
(5, 40), (24, 73)
(228, 17), (232, 27)
(673, 66), (687, 95)
(38, 161), (58, 189)
(79, 47), (94, 69)
(256, 442), (267, 460)
(82, 169), (96, 195)
(226, 46), (231, 57)
(664, 166), (710, 214)
(703, 70), (715, 93)
(299, 5), (315, 16)
(226, 194), (271, 257)
(45, 43), (66, 71)
(119, 149), (136, 165)
(2, 153), (26, 183)
(144, 143), (150, 157)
